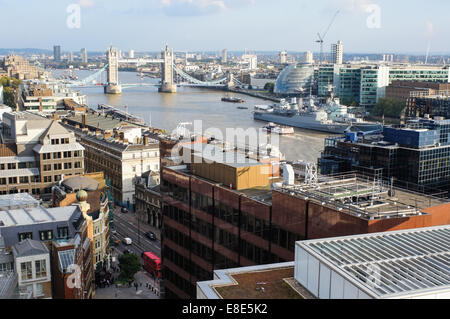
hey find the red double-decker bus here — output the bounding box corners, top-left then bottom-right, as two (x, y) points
(142, 252), (161, 279)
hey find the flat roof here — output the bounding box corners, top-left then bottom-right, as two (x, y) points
(279, 173), (447, 220)
(184, 144), (264, 169)
(297, 225), (450, 298)
(0, 205), (79, 227)
(0, 193), (39, 210)
(197, 262), (310, 299)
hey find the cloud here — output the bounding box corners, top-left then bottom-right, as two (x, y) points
(160, 0), (254, 16)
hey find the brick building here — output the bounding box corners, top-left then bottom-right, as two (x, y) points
(161, 145), (450, 299)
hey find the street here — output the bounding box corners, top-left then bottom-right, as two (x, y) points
(111, 207), (161, 257)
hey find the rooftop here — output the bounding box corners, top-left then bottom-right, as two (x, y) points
(0, 205), (80, 227)
(197, 262), (310, 299)
(279, 172), (447, 220)
(61, 176), (100, 192)
(12, 239), (49, 258)
(0, 193), (39, 210)
(297, 225), (450, 299)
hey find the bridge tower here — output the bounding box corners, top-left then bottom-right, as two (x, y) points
(159, 45), (177, 93)
(226, 71), (235, 90)
(104, 46), (122, 94)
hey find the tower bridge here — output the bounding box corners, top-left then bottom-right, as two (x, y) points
(68, 45), (238, 94)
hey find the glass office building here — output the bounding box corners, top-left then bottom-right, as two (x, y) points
(274, 63), (315, 95)
(319, 119), (450, 196)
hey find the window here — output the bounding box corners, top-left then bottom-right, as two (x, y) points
(53, 152), (61, 159)
(64, 162), (72, 170)
(20, 262), (33, 280)
(63, 151), (72, 158)
(61, 138), (69, 144)
(51, 139), (59, 145)
(57, 227), (69, 239)
(54, 175), (62, 182)
(43, 164), (51, 172)
(95, 239), (101, 249)
(8, 177), (17, 184)
(39, 230), (53, 241)
(7, 163), (16, 170)
(19, 232), (33, 241)
(74, 162), (81, 168)
(74, 151), (81, 157)
(43, 176), (52, 183)
(19, 176), (29, 183)
(54, 163), (62, 170)
(35, 283), (43, 297)
(35, 260), (47, 278)
(43, 153), (51, 160)
(0, 178), (6, 185)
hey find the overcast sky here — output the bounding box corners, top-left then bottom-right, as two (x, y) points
(1, 0), (448, 54)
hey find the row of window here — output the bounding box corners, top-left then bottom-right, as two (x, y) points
(43, 162), (82, 171)
(0, 162), (36, 170)
(163, 268), (196, 298)
(163, 245), (213, 282)
(163, 182), (304, 252)
(20, 259), (47, 281)
(0, 176), (39, 185)
(18, 227), (69, 242)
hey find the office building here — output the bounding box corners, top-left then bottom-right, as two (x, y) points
(52, 173), (110, 267)
(279, 51), (287, 64)
(53, 46), (61, 62)
(317, 64), (448, 109)
(129, 49), (135, 59)
(405, 92), (450, 120)
(62, 119), (160, 209)
(80, 48), (88, 64)
(0, 113), (85, 198)
(386, 81), (450, 101)
(12, 239), (52, 299)
(221, 49), (228, 64)
(68, 52), (74, 63)
(331, 40), (343, 65)
(20, 83), (57, 113)
(1, 56), (43, 80)
(0, 192), (95, 299)
(302, 51), (314, 64)
(274, 63), (315, 96)
(320, 118), (450, 195)
(198, 225), (450, 299)
(242, 54), (258, 70)
(161, 141), (449, 299)
(135, 171), (161, 229)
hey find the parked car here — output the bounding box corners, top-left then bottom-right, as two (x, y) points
(145, 231), (157, 241)
(122, 238), (132, 245)
(124, 249), (134, 255)
(121, 207), (129, 214)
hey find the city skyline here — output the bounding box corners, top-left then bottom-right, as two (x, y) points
(0, 0), (449, 54)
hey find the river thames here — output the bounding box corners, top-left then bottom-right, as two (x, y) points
(54, 70), (332, 163)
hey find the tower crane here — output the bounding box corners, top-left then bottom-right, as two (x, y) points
(316, 10), (340, 64)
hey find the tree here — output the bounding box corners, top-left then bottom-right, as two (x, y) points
(118, 253), (141, 282)
(3, 87), (16, 109)
(264, 82), (275, 93)
(372, 98), (406, 118)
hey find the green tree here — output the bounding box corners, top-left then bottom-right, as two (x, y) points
(3, 87), (16, 108)
(118, 253), (141, 282)
(372, 98), (406, 118)
(263, 82), (275, 93)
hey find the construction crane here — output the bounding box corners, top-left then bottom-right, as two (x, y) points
(316, 10), (340, 64)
